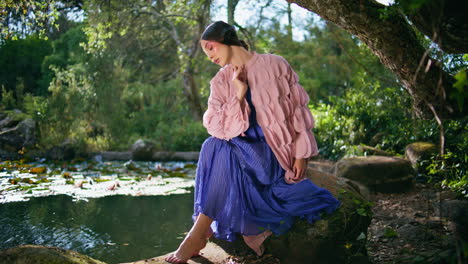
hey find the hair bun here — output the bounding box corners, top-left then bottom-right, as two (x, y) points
(239, 40), (249, 51)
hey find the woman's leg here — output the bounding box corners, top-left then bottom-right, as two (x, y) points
(165, 213), (213, 263)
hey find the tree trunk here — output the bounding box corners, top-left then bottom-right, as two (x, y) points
(287, 2), (293, 41)
(227, 0), (239, 25)
(287, 0), (465, 119)
(182, 66), (204, 121)
(181, 0), (212, 121)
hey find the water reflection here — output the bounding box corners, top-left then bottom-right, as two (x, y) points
(0, 193), (194, 264)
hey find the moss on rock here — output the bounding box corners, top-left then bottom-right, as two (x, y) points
(0, 245), (106, 264)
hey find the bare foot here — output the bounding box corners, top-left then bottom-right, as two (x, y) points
(243, 230), (272, 256)
(165, 233), (208, 264)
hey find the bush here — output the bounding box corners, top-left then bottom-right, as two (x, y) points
(312, 71), (437, 160)
(423, 117), (468, 199)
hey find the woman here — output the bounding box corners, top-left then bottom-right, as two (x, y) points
(165, 21), (341, 264)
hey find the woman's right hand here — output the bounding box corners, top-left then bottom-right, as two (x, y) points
(232, 65), (248, 100)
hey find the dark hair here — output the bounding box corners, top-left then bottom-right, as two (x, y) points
(201, 21), (249, 50)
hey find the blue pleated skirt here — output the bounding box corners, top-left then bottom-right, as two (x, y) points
(193, 89), (341, 241)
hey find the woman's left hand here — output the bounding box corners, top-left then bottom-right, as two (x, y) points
(292, 158), (307, 182)
(232, 65), (248, 100)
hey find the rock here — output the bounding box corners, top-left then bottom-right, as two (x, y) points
(0, 109), (23, 131)
(405, 142), (438, 169)
(98, 151), (133, 161)
(124, 242), (230, 264)
(0, 118), (37, 152)
(131, 139), (156, 160)
(0, 119), (36, 156)
(357, 145), (393, 156)
(438, 200), (468, 234)
(0, 115), (19, 131)
(44, 139), (76, 160)
(396, 223), (427, 242)
(0, 149), (20, 160)
(130, 139), (200, 161)
(335, 156), (415, 193)
(438, 200), (468, 222)
(0, 244), (106, 264)
(210, 168), (372, 264)
(151, 151), (199, 161)
(308, 159), (335, 174)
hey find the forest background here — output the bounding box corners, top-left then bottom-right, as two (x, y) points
(0, 0), (467, 197)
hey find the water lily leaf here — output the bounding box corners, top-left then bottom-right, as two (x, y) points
(93, 178), (111, 183)
(30, 167), (47, 174)
(8, 178), (20, 184)
(184, 163), (197, 169)
(20, 178), (34, 184)
(65, 180), (75, 185)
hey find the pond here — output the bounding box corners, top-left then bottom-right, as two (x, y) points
(0, 160), (197, 264)
(0, 194), (194, 263)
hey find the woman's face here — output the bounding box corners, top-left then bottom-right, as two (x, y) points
(200, 40), (231, 67)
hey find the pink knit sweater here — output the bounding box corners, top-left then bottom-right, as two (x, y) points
(202, 52), (319, 184)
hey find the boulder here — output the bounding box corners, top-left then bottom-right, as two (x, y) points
(123, 242), (231, 264)
(0, 244), (106, 264)
(97, 151), (133, 161)
(307, 159), (335, 174)
(335, 156), (414, 193)
(0, 118), (37, 152)
(211, 168), (373, 264)
(438, 200), (468, 235)
(405, 142), (438, 169)
(131, 139), (156, 160)
(44, 139), (77, 160)
(151, 151), (199, 161)
(0, 115), (18, 131)
(357, 145), (393, 156)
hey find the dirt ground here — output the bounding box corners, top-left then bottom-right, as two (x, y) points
(366, 182), (459, 264)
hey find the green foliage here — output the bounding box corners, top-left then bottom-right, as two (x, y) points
(352, 198), (373, 217)
(418, 117), (468, 198)
(258, 21), (367, 103)
(451, 58), (468, 112)
(0, 35), (52, 104)
(34, 63), (95, 153)
(312, 71), (437, 160)
(383, 227), (398, 238)
(118, 78), (208, 151)
(0, 86), (16, 110)
(39, 24), (88, 92)
(0, 0), (59, 40)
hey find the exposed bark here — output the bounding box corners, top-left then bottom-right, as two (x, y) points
(182, 0), (212, 121)
(288, 0), (465, 119)
(227, 0), (240, 25)
(182, 66), (204, 121)
(408, 0), (468, 54)
(287, 2), (293, 41)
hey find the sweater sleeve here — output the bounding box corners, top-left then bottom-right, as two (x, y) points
(287, 63), (319, 159)
(202, 75), (251, 140)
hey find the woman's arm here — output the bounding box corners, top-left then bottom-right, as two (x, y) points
(287, 63), (319, 160)
(283, 59), (318, 181)
(202, 69), (251, 140)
